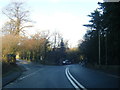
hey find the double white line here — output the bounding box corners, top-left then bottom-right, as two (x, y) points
(65, 67), (87, 90)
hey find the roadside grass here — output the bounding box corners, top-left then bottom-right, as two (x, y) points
(86, 64), (120, 76)
(2, 62), (22, 77)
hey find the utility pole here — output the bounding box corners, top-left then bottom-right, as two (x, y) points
(92, 27), (101, 65)
(105, 30), (108, 65)
(98, 29), (101, 65)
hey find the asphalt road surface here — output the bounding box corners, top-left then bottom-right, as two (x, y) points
(3, 60), (120, 89)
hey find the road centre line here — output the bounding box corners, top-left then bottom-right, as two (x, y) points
(65, 68), (80, 90)
(67, 68), (87, 90)
(65, 67), (87, 90)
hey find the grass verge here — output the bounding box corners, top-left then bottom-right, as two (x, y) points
(86, 64), (120, 76)
(86, 64), (120, 77)
(2, 62), (22, 77)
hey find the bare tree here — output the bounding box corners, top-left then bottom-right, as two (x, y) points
(51, 31), (63, 49)
(2, 21), (16, 35)
(2, 1), (33, 35)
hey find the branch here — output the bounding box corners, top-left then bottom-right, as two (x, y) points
(20, 25), (33, 30)
(2, 11), (15, 22)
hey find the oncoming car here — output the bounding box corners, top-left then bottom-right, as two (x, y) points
(62, 60), (71, 65)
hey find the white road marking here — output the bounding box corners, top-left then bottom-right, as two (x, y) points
(106, 74), (120, 79)
(67, 68), (87, 90)
(19, 69), (42, 80)
(65, 68), (80, 90)
(65, 67), (87, 90)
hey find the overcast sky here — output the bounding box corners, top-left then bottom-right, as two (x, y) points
(0, 0), (103, 47)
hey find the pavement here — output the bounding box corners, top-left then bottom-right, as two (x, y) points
(2, 71), (22, 87)
(2, 60), (26, 87)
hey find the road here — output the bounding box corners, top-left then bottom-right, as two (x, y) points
(3, 60), (120, 89)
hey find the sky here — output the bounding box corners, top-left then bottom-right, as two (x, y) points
(0, 0), (103, 47)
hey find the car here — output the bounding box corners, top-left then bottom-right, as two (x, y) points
(62, 60), (71, 65)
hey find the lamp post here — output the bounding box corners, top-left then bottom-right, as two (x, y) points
(92, 28), (101, 65)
